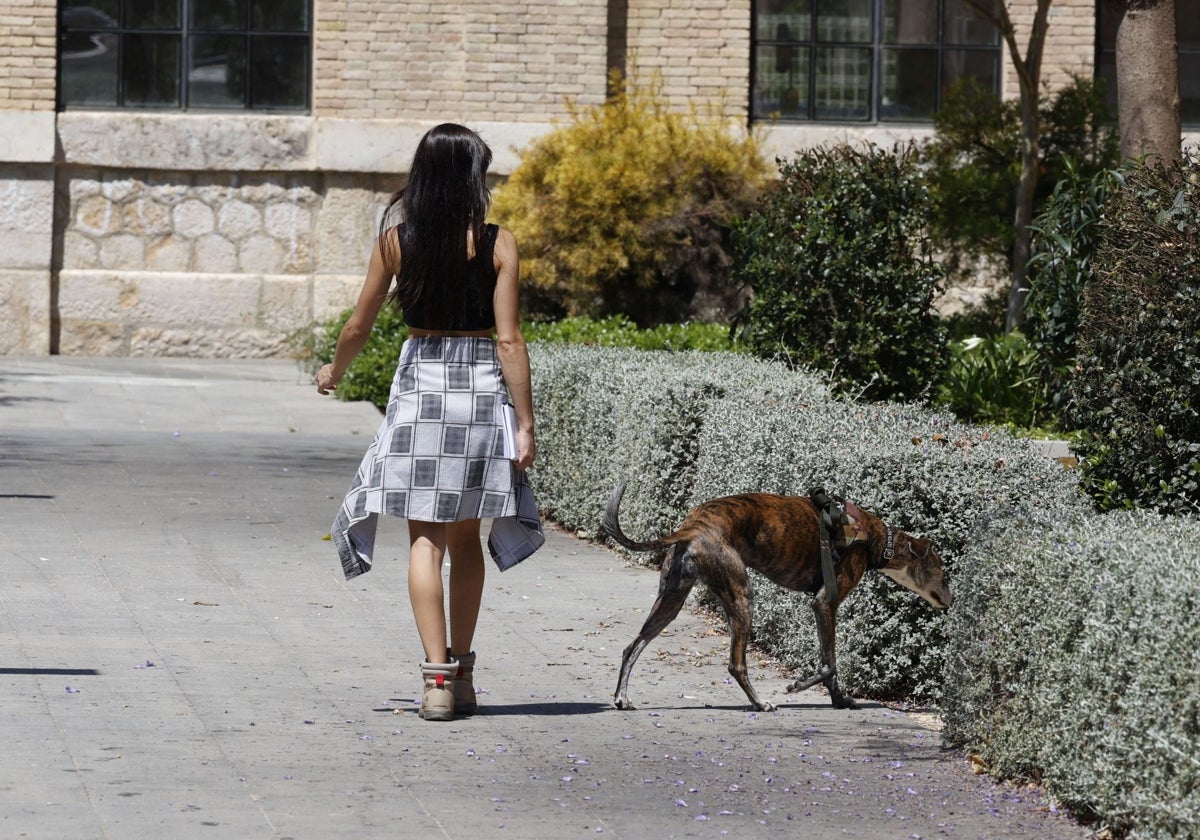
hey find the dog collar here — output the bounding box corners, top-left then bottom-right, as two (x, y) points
(869, 526), (895, 571)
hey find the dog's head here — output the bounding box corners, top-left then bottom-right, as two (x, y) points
(878, 534), (953, 609)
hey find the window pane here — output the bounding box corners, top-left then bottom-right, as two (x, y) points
(754, 45), (810, 118)
(192, 0), (247, 31)
(60, 33), (118, 106)
(248, 36), (308, 109)
(1179, 0), (1200, 48)
(756, 0), (811, 42)
(1095, 51), (1117, 115)
(122, 34), (179, 106)
(883, 0), (936, 44)
(63, 1), (119, 28)
(815, 46), (870, 119)
(1182, 53), (1200, 127)
(1098, 0), (1120, 47)
(942, 48), (999, 94)
(944, 0), (999, 45)
(816, 0), (872, 43)
(253, 0), (310, 32)
(881, 47), (936, 120)
(189, 35), (246, 107)
(123, 0), (180, 29)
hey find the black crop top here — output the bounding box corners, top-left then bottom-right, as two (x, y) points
(401, 223), (500, 331)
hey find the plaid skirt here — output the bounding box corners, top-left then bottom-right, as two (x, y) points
(332, 336), (539, 579)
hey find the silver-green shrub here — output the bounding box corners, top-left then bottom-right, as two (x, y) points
(528, 342), (1198, 835)
(942, 511), (1200, 838)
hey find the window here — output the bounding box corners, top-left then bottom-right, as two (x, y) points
(58, 0), (312, 111)
(1096, 0), (1200, 128)
(752, 0), (1002, 123)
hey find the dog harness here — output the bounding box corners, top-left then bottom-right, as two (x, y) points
(809, 488), (894, 607)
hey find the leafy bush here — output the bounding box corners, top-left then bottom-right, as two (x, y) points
(921, 75), (1118, 306)
(732, 142), (948, 402)
(937, 332), (1049, 428)
(942, 509), (1200, 838)
(491, 75), (770, 325)
(1067, 154), (1200, 515)
(1025, 164), (1120, 419)
(524, 316), (738, 352)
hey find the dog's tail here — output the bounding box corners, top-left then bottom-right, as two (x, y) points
(602, 481), (672, 553)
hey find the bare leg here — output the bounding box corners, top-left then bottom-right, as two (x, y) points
(407, 520), (449, 663)
(446, 518), (485, 656)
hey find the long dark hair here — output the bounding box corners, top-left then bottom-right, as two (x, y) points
(381, 123), (493, 319)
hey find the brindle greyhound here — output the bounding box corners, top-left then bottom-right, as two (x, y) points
(602, 481), (953, 712)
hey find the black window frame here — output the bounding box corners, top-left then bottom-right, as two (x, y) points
(750, 0), (1004, 124)
(57, 0), (313, 113)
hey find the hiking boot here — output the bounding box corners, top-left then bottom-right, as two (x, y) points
(451, 651), (477, 715)
(418, 661), (455, 721)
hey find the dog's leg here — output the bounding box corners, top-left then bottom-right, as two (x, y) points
(784, 594), (855, 707)
(783, 597), (855, 707)
(704, 549), (775, 712)
(614, 547), (698, 710)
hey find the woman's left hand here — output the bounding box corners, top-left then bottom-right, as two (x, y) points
(316, 364), (340, 395)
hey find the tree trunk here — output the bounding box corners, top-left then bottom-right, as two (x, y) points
(1114, 0), (1182, 163)
(1008, 91), (1040, 331)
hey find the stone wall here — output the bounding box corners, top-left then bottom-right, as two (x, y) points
(53, 161), (394, 357)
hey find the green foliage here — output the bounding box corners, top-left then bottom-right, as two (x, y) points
(942, 509), (1200, 838)
(923, 75), (1119, 282)
(1067, 154), (1200, 515)
(937, 332), (1048, 428)
(523, 315), (738, 352)
(1024, 163), (1121, 419)
(732, 142), (947, 402)
(491, 75), (770, 325)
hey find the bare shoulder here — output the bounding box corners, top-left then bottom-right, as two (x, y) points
(494, 225), (518, 251)
(493, 225), (519, 271)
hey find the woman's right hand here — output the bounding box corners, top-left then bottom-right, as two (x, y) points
(316, 364), (340, 395)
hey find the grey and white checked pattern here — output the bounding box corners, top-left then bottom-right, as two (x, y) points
(332, 336), (541, 579)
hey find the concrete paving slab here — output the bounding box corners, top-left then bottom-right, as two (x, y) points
(0, 357), (1089, 839)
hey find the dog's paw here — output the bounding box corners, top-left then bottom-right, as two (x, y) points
(753, 700), (777, 712)
(614, 696), (636, 711)
(832, 695), (860, 710)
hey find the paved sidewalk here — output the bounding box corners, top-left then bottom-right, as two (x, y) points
(1, 358), (1087, 839)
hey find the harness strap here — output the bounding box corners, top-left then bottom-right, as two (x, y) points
(810, 488), (841, 607)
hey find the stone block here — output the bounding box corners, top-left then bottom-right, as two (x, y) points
(57, 320), (127, 356)
(260, 276), (313, 332)
(216, 200), (264, 239)
(239, 235), (285, 274)
(173, 199), (216, 238)
(98, 234), (147, 270)
(0, 269), (50, 354)
(313, 274), (362, 321)
(194, 235), (239, 273)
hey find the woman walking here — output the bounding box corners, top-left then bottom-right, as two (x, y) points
(317, 123), (540, 721)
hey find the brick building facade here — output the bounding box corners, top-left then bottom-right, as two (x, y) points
(0, 0), (1194, 356)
